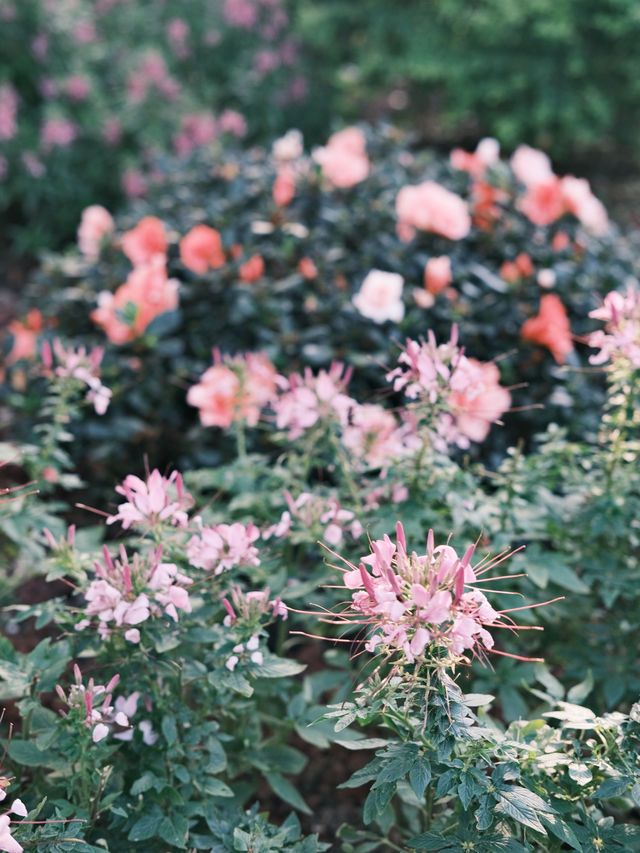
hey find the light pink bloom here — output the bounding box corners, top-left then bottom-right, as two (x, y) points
(64, 75), (91, 102)
(510, 144), (554, 187)
(353, 270), (404, 324)
(44, 338), (112, 415)
(341, 403), (412, 470)
(424, 256), (452, 295)
(396, 181), (470, 241)
(77, 205), (114, 260)
(218, 109), (247, 138)
(40, 117), (76, 152)
(187, 521), (260, 574)
(335, 523), (516, 664)
(274, 362), (355, 439)
(0, 84), (18, 141)
(273, 129), (303, 162)
(450, 137), (499, 178)
(561, 175), (609, 235)
(107, 469), (193, 530)
(588, 286), (640, 367)
(0, 814), (22, 853)
(313, 127), (369, 188)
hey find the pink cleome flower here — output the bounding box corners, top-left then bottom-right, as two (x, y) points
(187, 521), (260, 574)
(386, 328), (510, 448)
(187, 350), (278, 428)
(107, 469), (194, 530)
(273, 362), (355, 440)
(588, 287), (640, 368)
(333, 522), (537, 665)
(79, 544), (192, 640)
(42, 338), (112, 414)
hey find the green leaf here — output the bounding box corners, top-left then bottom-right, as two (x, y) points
(409, 756), (432, 799)
(458, 771), (477, 810)
(201, 778), (233, 798)
(263, 771), (312, 814)
(568, 762), (592, 786)
(540, 814), (583, 851)
(594, 777), (630, 799)
(8, 739), (59, 768)
(157, 814), (189, 849)
(130, 773), (156, 795)
(257, 656), (307, 678)
(128, 806), (164, 841)
(534, 663), (565, 699)
(496, 786), (554, 834)
(567, 671), (594, 703)
(549, 563), (590, 594)
(162, 715), (178, 746)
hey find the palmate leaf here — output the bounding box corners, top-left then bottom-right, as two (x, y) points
(408, 823), (528, 851)
(495, 786), (555, 834)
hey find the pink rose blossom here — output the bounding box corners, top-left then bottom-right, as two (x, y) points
(353, 269), (404, 324)
(424, 256), (452, 295)
(121, 216), (167, 266)
(396, 181), (471, 241)
(0, 84), (18, 141)
(313, 126), (369, 188)
(77, 205), (114, 260)
(40, 117), (76, 152)
(510, 144), (554, 187)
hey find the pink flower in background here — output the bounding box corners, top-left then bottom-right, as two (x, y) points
(5, 309), (43, 364)
(64, 75), (91, 102)
(102, 116), (122, 146)
(274, 362), (355, 439)
(218, 109), (247, 137)
(521, 294), (574, 364)
(588, 287), (640, 367)
(273, 128), (303, 162)
(187, 351), (278, 428)
(39, 77), (58, 100)
(561, 176), (609, 235)
(313, 126), (369, 188)
(0, 813), (23, 853)
(166, 18), (190, 58)
(121, 169), (148, 198)
(0, 156), (7, 180)
(72, 20), (98, 44)
(387, 329), (510, 448)
(91, 256), (179, 344)
(239, 254), (264, 282)
(450, 137), (500, 178)
(223, 0), (258, 29)
(264, 491), (362, 545)
(21, 152), (45, 178)
(510, 144), (554, 187)
(107, 469), (194, 530)
(121, 216), (167, 266)
(40, 117), (76, 152)
(341, 404), (412, 470)
(273, 165), (296, 206)
(180, 225), (225, 274)
(43, 338), (112, 414)
(187, 521), (260, 574)
(0, 84), (18, 140)
(448, 359), (511, 445)
(519, 177), (564, 227)
(254, 49), (280, 76)
(424, 256), (452, 295)
(353, 269), (404, 323)
(77, 205), (114, 260)
(173, 111), (217, 157)
(396, 181), (471, 241)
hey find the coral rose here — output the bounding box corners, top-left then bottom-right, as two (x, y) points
(424, 256), (452, 295)
(180, 225), (225, 274)
(521, 294), (573, 364)
(121, 216), (167, 267)
(239, 254), (264, 283)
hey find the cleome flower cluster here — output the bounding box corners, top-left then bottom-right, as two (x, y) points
(333, 522), (521, 666)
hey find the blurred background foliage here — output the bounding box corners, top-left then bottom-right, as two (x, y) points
(1, 0), (640, 251)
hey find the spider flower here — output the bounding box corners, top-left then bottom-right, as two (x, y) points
(107, 469), (193, 530)
(588, 286), (640, 368)
(330, 522), (551, 667)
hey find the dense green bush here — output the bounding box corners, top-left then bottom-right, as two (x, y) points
(295, 0), (640, 162)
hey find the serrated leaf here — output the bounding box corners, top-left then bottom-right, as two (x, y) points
(594, 777), (629, 799)
(409, 756), (432, 800)
(540, 814), (583, 851)
(496, 786), (554, 834)
(458, 771), (477, 810)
